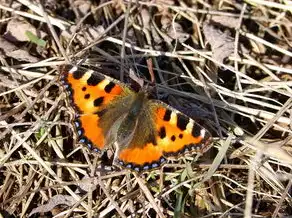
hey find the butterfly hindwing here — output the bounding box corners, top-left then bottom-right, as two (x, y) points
(117, 101), (212, 171)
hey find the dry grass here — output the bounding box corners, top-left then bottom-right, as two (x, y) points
(1, 0), (292, 217)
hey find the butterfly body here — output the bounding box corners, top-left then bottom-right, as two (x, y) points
(61, 65), (212, 171)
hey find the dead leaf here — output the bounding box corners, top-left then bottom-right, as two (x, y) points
(203, 23), (234, 64)
(129, 68), (144, 88)
(61, 25), (105, 45)
(28, 195), (76, 217)
(112, 0), (126, 15)
(250, 139), (292, 165)
(210, 16), (240, 29)
(168, 22), (190, 43)
(0, 37), (40, 62)
(76, 175), (98, 193)
(73, 0), (91, 17)
(4, 18), (47, 42)
(161, 16), (190, 43)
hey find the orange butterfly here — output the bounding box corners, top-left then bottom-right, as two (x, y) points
(61, 65), (212, 172)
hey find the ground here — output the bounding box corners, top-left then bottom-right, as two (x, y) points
(0, 0), (292, 217)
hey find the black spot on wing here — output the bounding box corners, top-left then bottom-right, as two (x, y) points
(177, 114), (189, 131)
(72, 70), (85, 80)
(163, 109), (172, 121)
(179, 134), (183, 139)
(104, 82), (115, 93)
(82, 87), (86, 91)
(158, 126), (166, 139)
(84, 94), (90, 99)
(87, 73), (102, 86)
(192, 123), (201, 138)
(171, 135), (176, 141)
(94, 97), (104, 107)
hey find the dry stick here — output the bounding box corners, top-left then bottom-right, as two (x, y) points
(244, 97), (292, 218)
(196, 66), (222, 139)
(106, 36), (204, 60)
(37, 0), (70, 63)
(240, 30), (292, 58)
(97, 175), (127, 218)
(16, 74), (58, 120)
(244, 154), (257, 218)
(0, 95), (91, 211)
(246, 0), (292, 11)
(0, 71), (56, 144)
(229, 57), (292, 75)
(120, 0), (132, 81)
(0, 2), (68, 30)
(134, 0), (292, 22)
(105, 36), (292, 100)
(233, 4), (246, 93)
(0, 69), (55, 97)
(243, 53), (292, 94)
(135, 12), (167, 84)
(66, 1), (114, 54)
(0, 56), (31, 109)
(181, 42), (292, 99)
(133, 173), (165, 218)
(272, 178), (292, 218)
(177, 1), (204, 48)
(21, 174), (45, 216)
(87, 156), (100, 218)
(254, 98), (292, 141)
(0, 58), (32, 140)
(158, 82), (291, 131)
(0, 66), (55, 80)
(62, 194), (89, 218)
(104, 36), (292, 75)
(75, 6), (137, 58)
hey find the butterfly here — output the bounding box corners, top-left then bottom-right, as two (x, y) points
(61, 64), (212, 172)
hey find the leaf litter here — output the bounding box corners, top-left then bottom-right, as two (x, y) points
(0, 0), (292, 217)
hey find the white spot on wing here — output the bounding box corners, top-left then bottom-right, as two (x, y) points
(98, 79), (110, 90)
(69, 66), (78, 73)
(170, 112), (177, 125)
(80, 70), (94, 83)
(186, 120), (194, 134)
(200, 129), (206, 138)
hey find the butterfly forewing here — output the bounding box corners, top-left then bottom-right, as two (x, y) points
(62, 65), (131, 151)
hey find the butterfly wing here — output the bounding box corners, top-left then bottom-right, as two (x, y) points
(117, 101), (212, 171)
(61, 65), (212, 171)
(61, 65), (131, 151)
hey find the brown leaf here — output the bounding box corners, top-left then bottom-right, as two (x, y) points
(0, 37), (40, 62)
(168, 22), (190, 43)
(4, 18), (47, 42)
(61, 25), (105, 45)
(73, 0), (91, 17)
(203, 23), (234, 64)
(28, 195), (76, 217)
(161, 17), (190, 43)
(210, 16), (240, 29)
